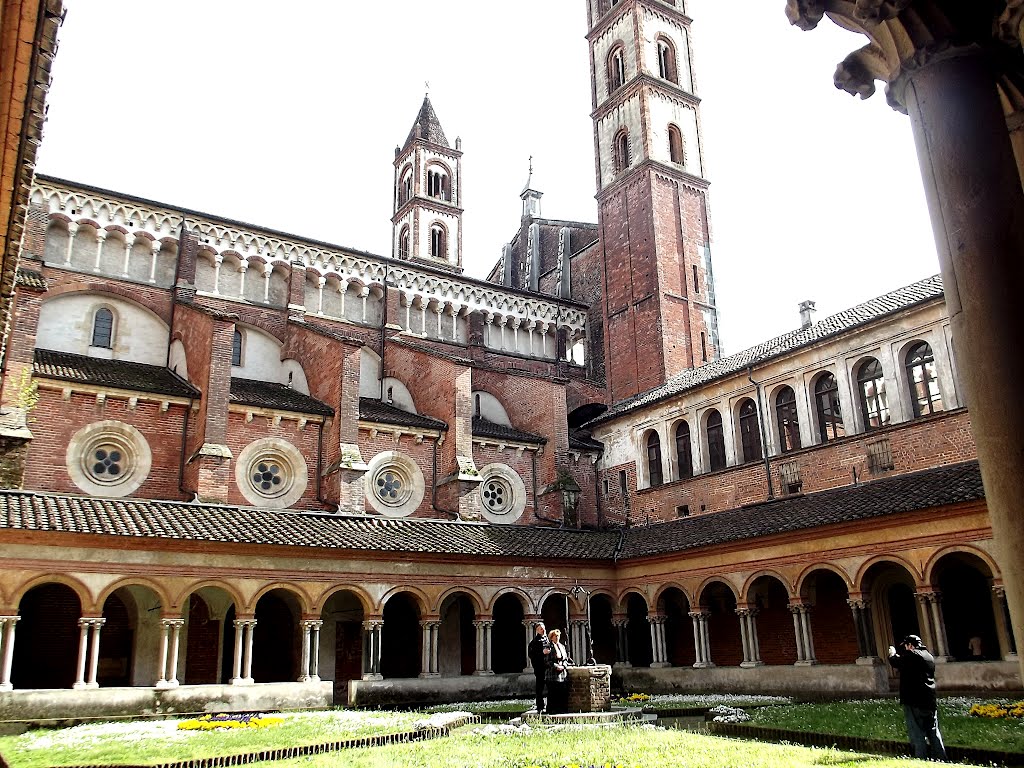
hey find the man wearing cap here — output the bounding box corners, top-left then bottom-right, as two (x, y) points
(888, 634), (947, 760)
(527, 622), (550, 714)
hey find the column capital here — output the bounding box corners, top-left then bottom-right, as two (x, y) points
(472, 619), (495, 629)
(94, 228), (107, 242)
(993, 584), (1007, 599)
(915, 590), (942, 604)
(66, 221), (79, 235)
(78, 617), (106, 628)
(362, 619), (384, 630)
(735, 607), (758, 618)
(789, 602), (812, 615)
(233, 618), (258, 629)
(0, 616), (19, 623)
(648, 614), (668, 626)
(301, 619), (324, 630)
(687, 610), (710, 620)
(846, 597), (870, 610)
(160, 617), (186, 628)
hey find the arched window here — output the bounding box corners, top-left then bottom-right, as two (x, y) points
(906, 341), (943, 417)
(857, 357), (890, 430)
(700, 331), (707, 362)
(646, 432), (663, 488)
(399, 226), (410, 259)
(427, 168), (450, 201)
(91, 308), (113, 349)
(399, 168), (412, 207)
(614, 129), (631, 172)
(657, 38), (678, 83)
(430, 224), (447, 259)
(738, 398), (762, 463)
(706, 410), (726, 472)
(775, 385), (801, 453)
(675, 420), (693, 479)
(608, 47), (625, 92)
(668, 124), (684, 164)
(814, 372), (845, 443)
(232, 328), (243, 367)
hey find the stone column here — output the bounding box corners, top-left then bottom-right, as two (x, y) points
(157, 618), (184, 687)
(309, 620), (323, 681)
(121, 233), (135, 276)
(149, 239), (161, 282)
(230, 619), (245, 684)
(473, 620), (495, 675)
(992, 586), (1018, 661)
(92, 228), (106, 272)
(790, 2), (1024, 685)
(419, 620), (440, 677)
(916, 591), (951, 661)
(230, 619), (256, 685)
(299, 620), (313, 682)
(362, 619), (383, 680)
(166, 619), (184, 686)
(241, 619), (256, 683)
(73, 618), (90, 689)
(63, 221), (78, 265)
(522, 618), (536, 673)
(156, 619), (170, 687)
(0, 616), (19, 691)
(611, 616), (630, 667)
(736, 608), (763, 668)
(86, 618), (105, 688)
(689, 610), (714, 668)
(847, 597), (880, 664)
(649, 615), (669, 667)
(569, 619), (588, 663)
(789, 603), (817, 666)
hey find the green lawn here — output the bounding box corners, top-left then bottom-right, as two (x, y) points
(748, 697), (1024, 753)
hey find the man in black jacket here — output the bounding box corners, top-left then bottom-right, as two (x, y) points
(888, 634), (947, 760)
(527, 622), (550, 713)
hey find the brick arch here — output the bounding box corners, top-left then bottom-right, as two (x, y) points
(616, 587), (651, 614)
(96, 577), (173, 616)
(855, 554), (923, 592)
(13, 573), (93, 613)
(652, 582), (693, 611)
(40, 283), (173, 324)
(795, 562), (854, 597)
(379, 585), (430, 615)
(740, 570), (794, 604)
(233, 313), (288, 345)
(923, 544), (1000, 586)
(694, 576), (739, 607)
(435, 587), (484, 615)
(485, 587), (533, 614)
(173, 579), (245, 614)
(311, 584), (374, 616)
(250, 582), (312, 615)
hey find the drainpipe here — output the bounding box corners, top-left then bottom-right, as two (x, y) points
(315, 419), (326, 506)
(177, 397), (193, 498)
(747, 366), (774, 500)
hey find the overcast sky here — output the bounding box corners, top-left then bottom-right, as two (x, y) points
(36, 1), (938, 354)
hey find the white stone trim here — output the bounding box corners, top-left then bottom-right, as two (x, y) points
(66, 420), (152, 497)
(234, 438), (308, 509)
(477, 463), (527, 524)
(364, 451), (425, 518)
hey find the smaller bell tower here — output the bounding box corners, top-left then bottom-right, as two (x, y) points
(392, 95), (464, 272)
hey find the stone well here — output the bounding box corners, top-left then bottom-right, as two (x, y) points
(566, 664), (612, 713)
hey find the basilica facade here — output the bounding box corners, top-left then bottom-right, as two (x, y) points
(0, 0), (1017, 719)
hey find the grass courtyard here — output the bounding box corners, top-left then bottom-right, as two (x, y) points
(0, 695), (1020, 768)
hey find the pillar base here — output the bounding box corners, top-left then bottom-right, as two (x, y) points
(361, 673), (383, 681)
(418, 672), (441, 679)
(739, 661), (765, 668)
(155, 680), (179, 689)
(298, 675), (311, 683)
(692, 662), (715, 669)
(472, 670), (495, 676)
(934, 656), (952, 664)
(612, 662), (632, 669)
(230, 677), (254, 686)
(649, 662), (671, 668)
(794, 660), (818, 667)
(855, 656), (882, 666)
(1004, 653), (1019, 662)
(0, 683), (11, 692)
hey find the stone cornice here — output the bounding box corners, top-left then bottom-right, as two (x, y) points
(592, 74), (700, 121)
(597, 158), (709, 202)
(586, 0), (692, 42)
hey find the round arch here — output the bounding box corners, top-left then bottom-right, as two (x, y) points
(13, 573), (93, 613)
(795, 562), (854, 596)
(435, 587), (485, 616)
(173, 580), (246, 614)
(694, 576), (739, 607)
(652, 582), (693, 610)
(250, 582), (311, 616)
(855, 554), (923, 591)
(923, 544), (1000, 586)
(485, 587), (533, 614)
(616, 587), (651, 614)
(740, 570), (794, 603)
(96, 577), (173, 616)
(378, 585), (430, 615)
(312, 584), (375, 616)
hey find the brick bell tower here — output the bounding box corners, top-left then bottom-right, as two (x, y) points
(587, 0), (720, 402)
(392, 95), (464, 272)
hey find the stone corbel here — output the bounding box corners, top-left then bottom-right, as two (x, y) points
(323, 443), (368, 474)
(439, 455), (482, 485)
(188, 443), (233, 463)
(998, 0), (1024, 48)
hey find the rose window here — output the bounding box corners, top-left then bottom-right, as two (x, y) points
(252, 462), (282, 492)
(83, 436), (134, 487)
(68, 421), (152, 498)
(247, 455), (291, 500)
(482, 478), (512, 514)
(91, 446), (123, 479)
(376, 471), (403, 500)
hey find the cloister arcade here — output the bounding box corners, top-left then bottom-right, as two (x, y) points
(0, 548), (1014, 694)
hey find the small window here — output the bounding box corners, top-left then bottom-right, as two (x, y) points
(675, 420), (693, 479)
(779, 461), (802, 495)
(618, 469), (627, 496)
(427, 168), (450, 201)
(399, 169), (412, 207)
(602, 478), (609, 496)
(646, 431), (663, 488)
(906, 342), (943, 417)
(608, 47), (625, 92)
(676, 504), (690, 518)
(814, 372), (845, 443)
(399, 226), (410, 259)
(775, 385), (801, 453)
(91, 308), (114, 349)
(738, 398), (762, 463)
(700, 331), (707, 363)
(867, 438), (895, 473)
(430, 224), (447, 259)
(668, 124), (684, 164)
(614, 129), (631, 172)
(232, 328), (243, 367)
(857, 357), (890, 430)
(706, 409), (726, 472)
(657, 38), (678, 83)
(692, 264), (699, 293)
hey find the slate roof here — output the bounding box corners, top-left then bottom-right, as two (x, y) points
(473, 417), (546, 445)
(0, 492), (618, 560)
(359, 397), (447, 431)
(404, 95), (449, 149)
(618, 460), (984, 560)
(569, 431), (604, 453)
(230, 378), (334, 417)
(33, 349), (200, 399)
(15, 267), (46, 290)
(589, 275), (945, 426)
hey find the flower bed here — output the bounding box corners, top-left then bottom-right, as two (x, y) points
(177, 712), (285, 731)
(969, 701), (1024, 719)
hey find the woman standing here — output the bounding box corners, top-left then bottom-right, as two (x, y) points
(545, 628), (572, 715)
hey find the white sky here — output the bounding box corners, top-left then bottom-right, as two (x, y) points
(36, 1), (938, 355)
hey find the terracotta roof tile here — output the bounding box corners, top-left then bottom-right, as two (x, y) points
(33, 348), (200, 399)
(618, 460), (983, 559)
(15, 267), (47, 291)
(473, 417), (546, 445)
(590, 275), (945, 426)
(359, 398), (447, 431)
(230, 378), (334, 417)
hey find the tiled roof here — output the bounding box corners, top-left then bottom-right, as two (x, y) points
(473, 417), (546, 445)
(569, 431), (603, 452)
(589, 275), (945, 426)
(359, 397), (447, 431)
(404, 95), (449, 149)
(230, 378), (334, 417)
(33, 349), (200, 399)
(618, 461), (983, 560)
(0, 492), (618, 560)
(15, 267), (46, 290)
